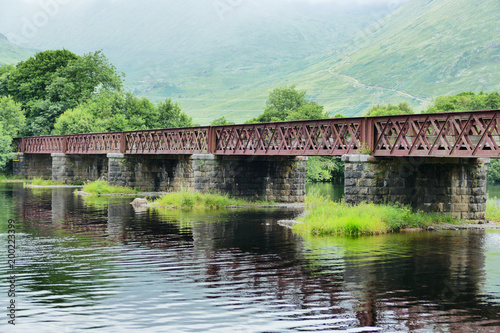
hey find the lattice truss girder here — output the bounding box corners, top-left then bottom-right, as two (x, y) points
(66, 134), (121, 154)
(373, 112), (500, 157)
(125, 129), (208, 154)
(23, 136), (64, 154)
(214, 120), (362, 155)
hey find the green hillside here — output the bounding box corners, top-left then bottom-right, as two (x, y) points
(334, 0), (500, 111)
(160, 0), (500, 122)
(0, 33), (34, 65)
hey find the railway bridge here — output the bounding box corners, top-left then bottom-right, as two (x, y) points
(13, 109), (500, 221)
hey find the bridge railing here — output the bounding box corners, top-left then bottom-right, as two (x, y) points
(123, 127), (210, 154)
(372, 109), (500, 157)
(213, 118), (365, 155)
(13, 109), (500, 158)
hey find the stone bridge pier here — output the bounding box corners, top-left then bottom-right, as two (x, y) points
(342, 155), (489, 221)
(14, 153), (307, 203)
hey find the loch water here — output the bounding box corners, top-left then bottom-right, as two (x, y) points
(1, 183), (500, 332)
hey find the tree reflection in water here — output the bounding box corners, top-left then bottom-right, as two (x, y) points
(4, 183), (500, 332)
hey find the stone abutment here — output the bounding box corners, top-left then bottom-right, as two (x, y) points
(342, 155), (489, 221)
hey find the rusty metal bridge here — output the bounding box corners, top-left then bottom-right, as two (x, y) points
(14, 109), (500, 158)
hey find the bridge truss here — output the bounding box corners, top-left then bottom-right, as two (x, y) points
(14, 109), (500, 158)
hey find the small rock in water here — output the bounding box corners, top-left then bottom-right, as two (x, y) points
(277, 220), (302, 229)
(131, 198), (148, 207)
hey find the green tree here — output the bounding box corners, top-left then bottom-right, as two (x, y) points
(0, 97), (25, 171)
(488, 159), (500, 184)
(53, 92), (192, 134)
(4, 49), (124, 136)
(46, 50), (123, 108)
(210, 116), (234, 126)
(306, 156), (344, 182)
(366, 102), (414, 117)
(5, 50), (78, 104)
(0, 96), (25, 138)
(0, 64), (14, 97)
(155, 99), (193, 128)
(248, 85), (329, 123)
(424, 91), (500, 113)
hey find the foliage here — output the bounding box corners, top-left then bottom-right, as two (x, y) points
(1, 50), (124, 136)
(248, 85), (329, 123)
(0, 96), (24, 172)
(156, 98), (193, 128)
(0, 174), (27, 182)
(424, 91), (500, 113)
(154, 189), (263, 210)
(53, 92), (193, 134)
(0, 96), (25, 138)
(29, 177), (65, 186)
(486, 199), (500, 222)
(4, 49), (78, 104)
(488, 159), (500, 184)
(210, 116), (234, 126)
(293, 194), (459, 236)
(365, 102), (414, 117)
(46, 50), (123, 109)
(0, 64), (14, 96)
(306, 157), (344, 182)
(81, 179), (139, 195)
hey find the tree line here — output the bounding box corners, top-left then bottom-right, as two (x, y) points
(1, 49), (500, 181)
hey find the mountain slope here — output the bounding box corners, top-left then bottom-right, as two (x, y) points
(0, 33), (34, 65)
(339, 0), (500, 98)
(282, 0), (500, 117)
(140, 0), (500, 121)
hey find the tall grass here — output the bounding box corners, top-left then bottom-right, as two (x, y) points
(82, 180), (139, 195)
(30, 177), (65, 186)
(0, 175), (27, 182)
(154, 189), (256, 210)
(293, 194), (459, 236)
(486, 198), (500, 222)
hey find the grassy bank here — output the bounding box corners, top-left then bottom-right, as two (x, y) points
(0, 175), (28, 182)
(29, 177), (66, 186)
(153, 189), (271, 210)
(81, 180), (139, 195)
(293, 195), (459, 236)
(486, 199), (500, 222)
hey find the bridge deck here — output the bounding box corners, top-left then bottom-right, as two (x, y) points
(14, 109), (500, 158)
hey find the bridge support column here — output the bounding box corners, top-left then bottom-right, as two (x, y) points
(52, 153), (108, 184)
(107, 153), (192, 191)
(13, 153), (52, 179)
(342, 155), (489, 221)
(13, 153), (27, 178)
(193, 155), (306, 203)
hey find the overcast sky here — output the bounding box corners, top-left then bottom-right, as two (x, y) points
(0, 0), (409, 49)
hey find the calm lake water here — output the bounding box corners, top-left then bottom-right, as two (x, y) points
(1, 183), (500, 332)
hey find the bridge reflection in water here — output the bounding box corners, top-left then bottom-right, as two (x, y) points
(7, 184), (500, 332)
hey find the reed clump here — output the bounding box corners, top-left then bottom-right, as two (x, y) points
(154, 189), (265, 210)
(81, 179), (139, 195)
(293, 194), (459, 236)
